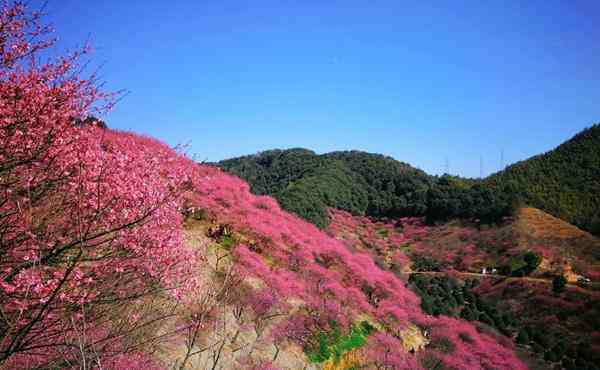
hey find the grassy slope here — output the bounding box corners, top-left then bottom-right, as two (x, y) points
(514, 207), (600, 280)
(407, 207), (600, 280)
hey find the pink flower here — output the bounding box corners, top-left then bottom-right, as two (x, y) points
(0, 281), (16, 294)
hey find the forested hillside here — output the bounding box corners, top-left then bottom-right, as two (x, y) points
(218, 150), (515, 228)
(486, 124), (600, 234)
(219, 125), (600, 235)
(218, 150), (431, 227)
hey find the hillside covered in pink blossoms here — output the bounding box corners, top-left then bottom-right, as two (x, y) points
(2, 2), (598, 369)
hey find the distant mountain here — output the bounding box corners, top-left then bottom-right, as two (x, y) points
(486, 124), (600, 235)
(217, 149), (513, 228)
(218, 149), (431, 227)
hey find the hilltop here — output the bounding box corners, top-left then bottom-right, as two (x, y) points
(486, 124), (600, 235)
(218, 124), (600, 236)
(218, 150), (514, 228)
(217, 149), (432, 228)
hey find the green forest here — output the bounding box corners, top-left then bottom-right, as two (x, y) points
(218, 150), (515, 228)
(486, 124), (600, 235)
(218, 124), (600, 234)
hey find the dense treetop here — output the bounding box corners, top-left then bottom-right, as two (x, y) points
(218, 150), (432, 227)
(218, 149), (514, 227)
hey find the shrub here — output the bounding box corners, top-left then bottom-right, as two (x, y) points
(219, 234), (237, 249)
(553, 275), (567, 294)
(516, 329), (530, 345)
(458, 332), (473, 343)
(460, 307), (477, 321)
(411, 255), (441, 272)
(429, 337), (455, 354)
(523, 251), (542, 273)
(544, 349), (559, 362)
(420, 353), (445, 370)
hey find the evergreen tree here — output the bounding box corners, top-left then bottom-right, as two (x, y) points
(553, 275), (567, 294)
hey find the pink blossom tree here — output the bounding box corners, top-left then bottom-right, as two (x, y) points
(0, 2), (197, 367)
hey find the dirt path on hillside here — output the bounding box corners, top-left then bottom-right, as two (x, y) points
(401, 270), (599, 291)
(405, 270), (547, 283)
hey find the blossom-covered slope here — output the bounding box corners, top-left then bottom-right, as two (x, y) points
(1, 113), (526, 369)
(325, 208), (600, 370)
(181, 164), (527, 369)
(0, 3), (527, 366)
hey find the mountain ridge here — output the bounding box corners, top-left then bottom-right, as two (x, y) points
(217, 124), (600, 235)
(486, 123), (600, 234)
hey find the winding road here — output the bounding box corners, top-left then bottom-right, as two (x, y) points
(401, 270), (599, 291)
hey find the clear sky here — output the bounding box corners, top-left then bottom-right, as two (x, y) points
(41, 0), (600, 178)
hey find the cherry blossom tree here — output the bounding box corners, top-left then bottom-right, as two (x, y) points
(0, 2), (197, 367)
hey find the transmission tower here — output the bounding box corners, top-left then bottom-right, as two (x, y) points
(479, 155), (484, 178)
(444, 157), (449, 175)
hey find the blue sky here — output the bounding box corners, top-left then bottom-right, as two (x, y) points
(42, 0), (599, 177)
